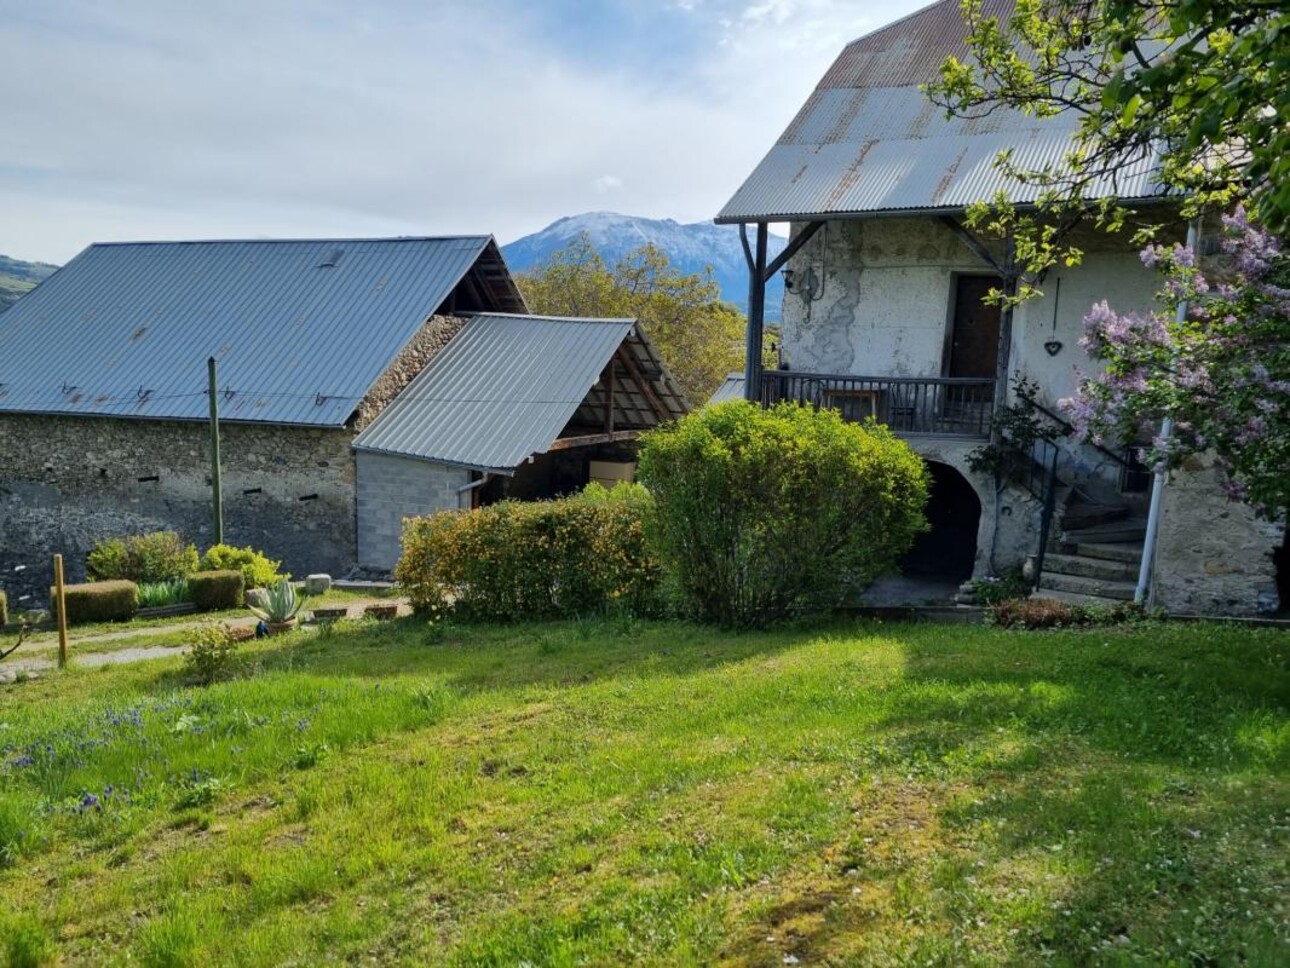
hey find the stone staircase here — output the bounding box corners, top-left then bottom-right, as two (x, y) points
(1032, 495), (1146, 607)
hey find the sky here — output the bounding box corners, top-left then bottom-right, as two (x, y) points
(0, 0), (929, 264)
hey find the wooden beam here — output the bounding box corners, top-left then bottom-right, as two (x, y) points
(604, 359), (616, 434)
(546, 430), (640, 452)
(614, 345), (668, 419)
(939, 216), (1005, 275)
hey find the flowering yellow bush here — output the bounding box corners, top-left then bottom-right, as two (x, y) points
(395, 483), (661, 621)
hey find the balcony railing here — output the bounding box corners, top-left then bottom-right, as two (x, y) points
(759, 370), (995, 438)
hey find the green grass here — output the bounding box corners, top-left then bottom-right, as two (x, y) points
(0, 618), (1286, 965)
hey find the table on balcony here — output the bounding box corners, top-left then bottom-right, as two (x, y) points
(758, 370), (995, 438)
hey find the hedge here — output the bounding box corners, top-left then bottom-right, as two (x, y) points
(51, 580), (139, 625)
(396, 483), (660, 621)
(188, 570), (245, 611)
(198, 545), (285, 590)
(638, 400), (930, 628)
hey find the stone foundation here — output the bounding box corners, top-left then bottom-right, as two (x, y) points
(1153, 454), (1284, 615)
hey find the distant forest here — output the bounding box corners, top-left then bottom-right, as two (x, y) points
(0, 253), (58, 312)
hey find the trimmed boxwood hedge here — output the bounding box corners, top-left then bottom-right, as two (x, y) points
(52, 580), (139, 625)
(187, 570), (245, 611)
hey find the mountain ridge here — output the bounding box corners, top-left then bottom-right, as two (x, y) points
(502, 212), (785, 320)
(0, 253), (58, 312)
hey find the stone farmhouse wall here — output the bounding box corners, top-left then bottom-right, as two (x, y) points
(0, 413), (355, 606)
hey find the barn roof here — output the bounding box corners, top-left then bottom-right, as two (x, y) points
(353, 313), (689, 473)
(717, 0), (1166, 223)
(0, 236), (525, 427)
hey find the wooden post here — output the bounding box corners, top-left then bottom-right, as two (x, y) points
(208, 356), (224, 544)
(53, 553), (69, 668)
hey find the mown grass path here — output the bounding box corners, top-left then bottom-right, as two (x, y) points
(0, 619), (1286, 965)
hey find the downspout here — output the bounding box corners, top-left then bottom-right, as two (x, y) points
(1135, 218), (1200, 605)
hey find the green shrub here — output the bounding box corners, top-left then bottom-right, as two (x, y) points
(637, 400), (930, 628)
(183, 623), (240, 685)
(187, 570), (244, 611)
(137, 579), (190, 609)
(51, 580), (139, 625)
(396, 482), (661, 621)
(199, 544), (286, 590)
(86, 531), (199, 583)
(969, 567), (1031, 605)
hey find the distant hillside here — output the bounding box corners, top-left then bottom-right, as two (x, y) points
(0, 254), (58, 312)
(502, 212), (787, 320)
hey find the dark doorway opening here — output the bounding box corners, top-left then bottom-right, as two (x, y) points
(947, 275), (1002, 380)
(901, 462), (981, 581)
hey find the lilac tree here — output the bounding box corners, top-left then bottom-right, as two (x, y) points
(1062, 210), (1290, 513)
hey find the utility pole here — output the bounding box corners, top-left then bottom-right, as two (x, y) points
(208, 356), (223, 545)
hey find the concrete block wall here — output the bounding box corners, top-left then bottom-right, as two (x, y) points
(356, 452), (471, 572)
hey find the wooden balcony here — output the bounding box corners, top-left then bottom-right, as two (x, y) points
(758, 370), (995, 438)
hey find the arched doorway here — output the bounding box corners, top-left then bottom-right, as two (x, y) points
(900, 461), (981, 581)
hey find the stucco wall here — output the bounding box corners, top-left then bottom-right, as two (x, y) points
(356, 452), (470, 572)
(781, 218), (1160, 402)
(1153, 453), (1284, 616)
(0, 413), (355, 606)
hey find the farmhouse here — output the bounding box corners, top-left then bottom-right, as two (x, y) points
(0, 236), (686, 598)
(717, 0), (1286, 615)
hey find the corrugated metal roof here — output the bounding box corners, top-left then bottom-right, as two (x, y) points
(0, 236), (515, 426)
(353, 314), (688, 472)
(717, 0), (1166, 222)
(708, 373), (745, 405)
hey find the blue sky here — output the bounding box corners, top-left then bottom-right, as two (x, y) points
(0, 0), (928, 263)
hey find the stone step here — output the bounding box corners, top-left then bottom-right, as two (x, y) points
(1062, 520), (1147, 545)
(1060, 505), (1131, 530)
(1029, 588), (1131, 607)
(1042, 553), (1138, 582)
(1074, 542), (1144, 564)
(1037, 571), (1137, 601)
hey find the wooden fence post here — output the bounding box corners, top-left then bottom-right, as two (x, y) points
(53, 553), (69, 668)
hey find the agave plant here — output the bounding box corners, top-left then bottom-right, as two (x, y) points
(247, 578), (306, 624)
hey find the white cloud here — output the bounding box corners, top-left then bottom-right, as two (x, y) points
(0, 0), (928, 263)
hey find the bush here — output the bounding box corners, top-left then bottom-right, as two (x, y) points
(183, 623), (240, 685)
(51, 580), (139, 625)
(637, 400), (930, 628)
(86, 531), (199, 584)
(137, 579), (190, 609)
(198, 544), (286, 591)
(969, 567), (1031, 605)
(396, 483), (661, 621)
(187, 570), (245, 611)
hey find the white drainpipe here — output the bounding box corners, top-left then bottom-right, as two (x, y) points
(1135, 218), (1200, 605)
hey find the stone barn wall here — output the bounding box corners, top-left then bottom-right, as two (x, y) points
(0, 413), (356, 608)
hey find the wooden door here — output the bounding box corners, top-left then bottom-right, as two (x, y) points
(948, 276), (1002, 380)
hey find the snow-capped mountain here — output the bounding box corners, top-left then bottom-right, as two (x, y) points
(502, 212), (786, 320)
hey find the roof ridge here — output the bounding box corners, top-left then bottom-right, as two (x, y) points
(87, 235), (493, 248)
(471, 312), (636, 324)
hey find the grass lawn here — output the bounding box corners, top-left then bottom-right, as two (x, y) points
(0, 617), (1286, 965)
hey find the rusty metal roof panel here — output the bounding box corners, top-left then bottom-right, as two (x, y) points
(353, 314), (641, 472)
(717, 0), (1166, 222)
(0, 236), (502, 426)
